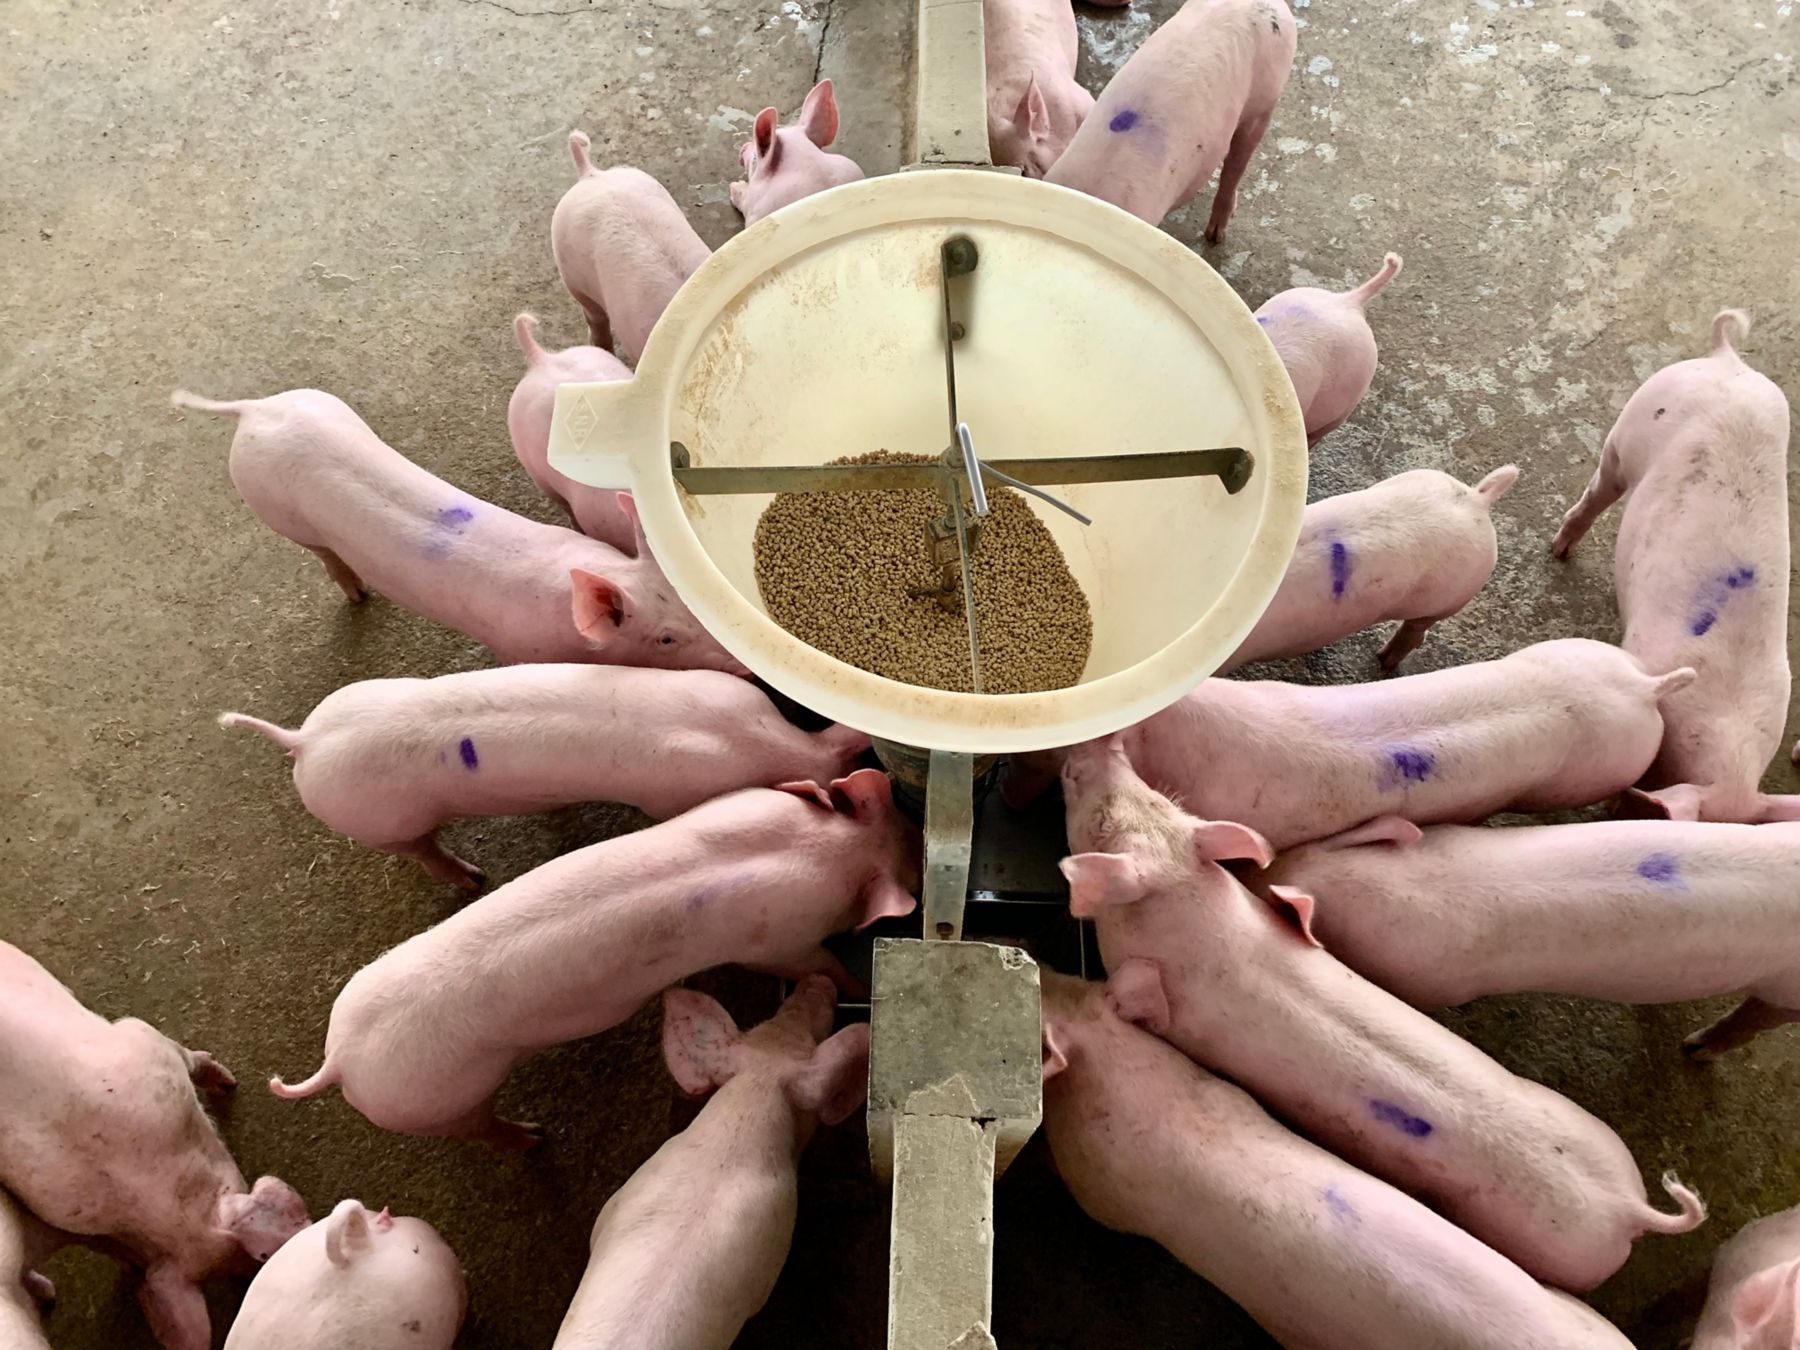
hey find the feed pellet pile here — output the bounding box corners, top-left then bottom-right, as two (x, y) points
(752, 450), (1092, 694)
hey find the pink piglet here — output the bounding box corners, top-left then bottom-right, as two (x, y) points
(1256, 252), (1403, 444)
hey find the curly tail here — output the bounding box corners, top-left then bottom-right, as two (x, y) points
(217, 712), (302, 754)
(513, 312), (546, 367)
(1348, 252), (1403, 308)
(1651, 666), (1699, 701)
(170, 389), (248, 418)
(1474, 464), (1520, 506)
(268, 1062), (337, 1100)
(1640, 1173), (1707, 1235)
(568, 129), (595, 177)
(1712, 308), (1750, 359)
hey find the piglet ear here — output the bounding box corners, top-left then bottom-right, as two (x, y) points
(1618, 785), (1700, 822)
(323, 1199), (372, 1269)
(1060, 852), (1145, 917)
(774, 779), (834, 810)
(1318, 815), (1422, 851)
(1191, 820), (1274, 868)
(570, 568), (628, 647)
(856, 874), (917, 931)
(1040, 1022), (1069, 1082)
(1729, 1259), (1800, 1346)
(829, 767), (894, 819)
(661, 988), (744, 1096)
(615, 491), (646, 557)
(1104, 957), (1170, 1034)
(1265, 885), (1324, 948)
(752, 106), (779, 165)
(1013, 72), (1050, 140)
(798, 78), (839, 147)
(789, 1022), (870, 1125)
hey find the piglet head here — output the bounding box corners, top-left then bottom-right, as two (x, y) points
(569, 498), (752, 677)
(217, 1176), (309, 1264)
(993, 73), (1062, 179)
(1060, 737), (1270, 917)
(662, 976), (872, 1126)
(731, 80), (865, 226)
(832, 769), (922, 929)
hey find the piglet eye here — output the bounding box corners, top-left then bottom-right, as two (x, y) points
(659, 634), (676, 646)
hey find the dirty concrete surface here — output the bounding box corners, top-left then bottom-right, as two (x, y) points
(3, 0), (1797, 1345)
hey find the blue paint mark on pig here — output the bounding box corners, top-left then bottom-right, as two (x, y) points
(1369, 1099), (1433, 1138)
(458, 737), (479, 771)
(1379, 745), (1436, 790)
(1329, 540), (1351, 599)
(1109, 109), (1141, 133)
(1637, 853), (1681, 885)
(437, 505), (475, 530)
(1690, 565), (1756, 636)
(1323, 1185), (1359, 1221)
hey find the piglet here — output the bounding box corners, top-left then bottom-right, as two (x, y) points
(552, 133), (711, 364)
(1041, 972), (1636, 1348)
(1258, 817), (1800, 1059)
(0, 1190), (54, 1350)
(1045, 0), (1295, 239)
(984, 0), (1092, 177)
(1120, 637), (1693, 850)
(271, 771), (917, 1148)
(223, 1200), (466, 1350)
(0, 941), (308, 1350)
(1256, 253), (1403, 444)
(1224, 464), (1518, 673)
(1694, 1204), (1800, 1350)
(730, 80), (864, 226)
(172, 387), (745, 674)
(220, 665), (869, 888)
(554, 978), (869, 1349)
(1058, 738), (1704, 1291)
(1553, 311), (1797, 823)
(508, 313), (636, 551)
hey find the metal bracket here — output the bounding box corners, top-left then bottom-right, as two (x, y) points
(922, 748), (975, 939)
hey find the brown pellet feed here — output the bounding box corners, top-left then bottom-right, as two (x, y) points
(752, 450), (1094, 695)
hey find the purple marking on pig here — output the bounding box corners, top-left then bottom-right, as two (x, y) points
(458, 737), (478, 771)
(1109, 109), (1141, 133)
(1379, 745), (1436, 790)
(1329, 540), (1351, 599)
(1690, 565), (1756, 636)
(1322, 1185), (1358, 1222)
(1255, 315), (1270, 326)
(1636, 853), (1681, 885)
(437, 505), (475, 530)
(1369, 1099), (1433, 1138)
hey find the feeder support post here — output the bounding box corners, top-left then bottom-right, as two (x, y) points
(869, 938), (1044, 1350)
(912, 0), (993, 167)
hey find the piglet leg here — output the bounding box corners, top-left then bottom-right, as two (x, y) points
(303, 544), (368, 602)
(1204, 112), (1270, 245)
(1684, 996), (1800, 1060)
(388, 834), (486, 891)
(1550, 439), (1626, 559)
(1376, 616), (1439, 672)
(138, 1261), (211, 1350)
(745, 947), (866, 1000)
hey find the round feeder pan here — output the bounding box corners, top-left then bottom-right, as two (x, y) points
(549, 169), (1307, 753)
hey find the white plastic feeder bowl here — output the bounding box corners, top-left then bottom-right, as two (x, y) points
(548, 170), (1306, 755)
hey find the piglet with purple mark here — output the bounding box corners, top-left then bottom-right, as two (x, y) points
(1258, 815), (1800, 1060)
(1057, 740), (1706, 1293)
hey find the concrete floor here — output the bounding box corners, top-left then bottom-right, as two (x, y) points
(3, 0), (1797, 1346)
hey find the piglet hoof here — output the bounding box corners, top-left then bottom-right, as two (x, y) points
(1679, 1034), (1721, 1064)
(188, 1050), (238, 1094)
(484, 1119), (544, 1153)
(24, 1271), (54, 1312)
